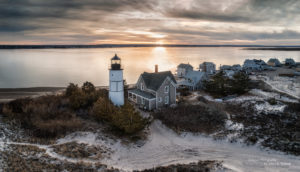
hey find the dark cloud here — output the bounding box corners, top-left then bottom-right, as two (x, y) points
(165, 0), (300, 23)
(152, 28), (300, 41)
(0, 0), (300, 44)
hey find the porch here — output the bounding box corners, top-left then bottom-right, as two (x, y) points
(128, 89), (156, 110)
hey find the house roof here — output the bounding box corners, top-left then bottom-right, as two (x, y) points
(201, 62), (215, 66)
(285, 58), (295, 63)
(185, 71), (206, 84)
(141, 71), (176, 91)
(244, 59), (267, 66)
(268, 58), (280, 63)
(177, 63), (193, 69)
(128, 89), (155, 99)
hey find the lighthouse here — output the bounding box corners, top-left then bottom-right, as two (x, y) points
(109, 54), (124, 106)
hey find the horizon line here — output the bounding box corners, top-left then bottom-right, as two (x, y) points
(0, 44), (300, 49)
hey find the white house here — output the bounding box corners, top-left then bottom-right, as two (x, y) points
(199, 62), (216, 74)
(243, 59), (270, 72)
(177, 63), (193, 77)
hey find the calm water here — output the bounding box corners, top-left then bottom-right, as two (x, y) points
(0, 47), (299, 88)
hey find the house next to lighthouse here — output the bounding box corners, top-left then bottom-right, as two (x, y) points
(128, 67), (177, 110)
(109, 54), (124, 106)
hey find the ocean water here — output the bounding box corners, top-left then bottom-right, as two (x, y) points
(0, 47), (299, 88)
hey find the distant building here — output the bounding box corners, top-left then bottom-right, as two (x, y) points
(285, 58), (296, 66)
(220, 65), (231, 71)
(177, 71), (207, 90)
(199, 62), (216, 74)
(232, 64), (242, 71)
(223, 70), (236, 78)
(220, 64), (242, 71)
(128, 71), (177, 110)
(176, 63), (193, 77)
(267, 58), (281, 67)
(243, 59), (269, 72)
(109, 54), (124, 106)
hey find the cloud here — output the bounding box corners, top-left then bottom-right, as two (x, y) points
(0, 0), (300, 44)
(164, 0), (300, 24)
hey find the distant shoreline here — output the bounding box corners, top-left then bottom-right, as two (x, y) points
(1, 44), (300, 49)
(243, 47), (300, 51)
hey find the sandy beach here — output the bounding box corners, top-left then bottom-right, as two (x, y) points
(0, 87), (65, 103)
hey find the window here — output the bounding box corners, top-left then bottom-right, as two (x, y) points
(158, 97), (162, 102)
(142, 98), (145, 105)
(141, 83), (144, 90)
(165, 96), (169, 104)
(164, 85), (169, 93)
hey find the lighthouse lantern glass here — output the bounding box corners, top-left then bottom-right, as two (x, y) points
(112, 59), (120, 64)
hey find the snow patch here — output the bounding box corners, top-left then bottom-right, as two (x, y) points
(250, 89), (298, 103)
(226, 120), (244, 131)
(253, 75), (300, 100)
(255, 102), (286, 113)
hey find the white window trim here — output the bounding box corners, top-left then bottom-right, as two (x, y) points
(142, 98), (145, 105)
(164, 85), (169, 93)
(165, 96), (169, 104)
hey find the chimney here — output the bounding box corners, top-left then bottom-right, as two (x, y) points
(155, 64), (158, 73)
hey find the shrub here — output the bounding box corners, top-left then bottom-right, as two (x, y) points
(82, 81), (96, 94)
(92, 97), (116, 121)
(92, 99), (147, 135)
(204, 71), (250, 98)
(267, 98), (277, 105)
(0, 103), (2, 114)
(197, 96), (208, 103)
(177, 87), (191, 96)
(231, 72), (250, 94)
(65, 83), (80, 97)
(66, 82), (107, 110)
(3, 95), (82, 138)
(285, 102), (300, 113)
(112, 102), (147, 134)
(153, 104), (227, 134)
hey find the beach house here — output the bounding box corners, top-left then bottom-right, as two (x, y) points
(128, 71), (177, 110)
(243, 59), (269, 72)
(177, 71), (207, 90)
(199, 62), (216, 75)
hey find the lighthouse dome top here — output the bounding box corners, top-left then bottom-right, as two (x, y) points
(111, 54), (121, 60)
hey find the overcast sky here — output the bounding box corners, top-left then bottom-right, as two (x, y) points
(1, 0), (300, 45)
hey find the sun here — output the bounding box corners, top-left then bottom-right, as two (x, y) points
(155, 40), (164, 46)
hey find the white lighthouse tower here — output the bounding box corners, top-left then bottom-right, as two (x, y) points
(109, 54), (124, 106)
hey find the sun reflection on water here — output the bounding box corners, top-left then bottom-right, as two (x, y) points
(145, 47), (177, 72)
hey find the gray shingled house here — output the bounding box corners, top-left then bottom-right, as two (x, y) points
(177, 71), (208, 90)
(128, 71), (177, 110)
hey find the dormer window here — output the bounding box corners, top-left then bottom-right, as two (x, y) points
(141, 83), (144, 90)
(164, 85), (169, 93)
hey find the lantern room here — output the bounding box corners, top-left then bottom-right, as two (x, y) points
(111, 54), (122, 70)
